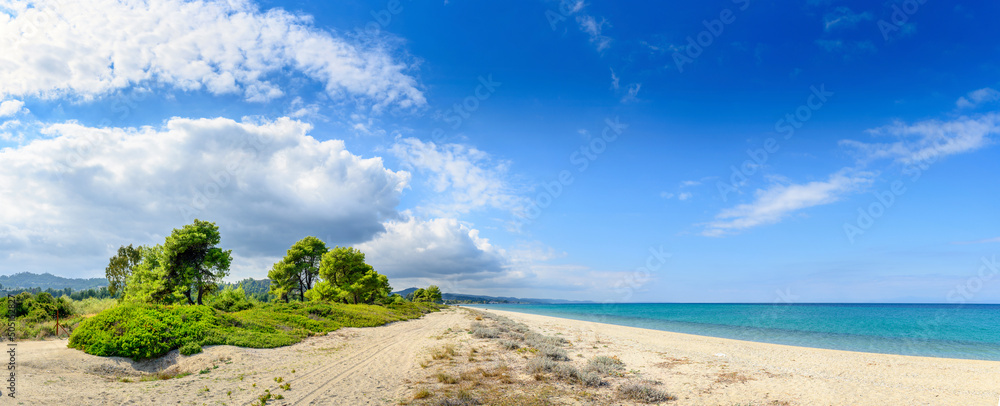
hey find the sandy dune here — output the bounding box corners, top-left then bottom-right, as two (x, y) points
(17, 307), (468, 405)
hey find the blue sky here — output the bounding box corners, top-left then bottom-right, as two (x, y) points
(1, 0), (998, 303)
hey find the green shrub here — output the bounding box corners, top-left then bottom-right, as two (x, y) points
(71, 297), (119, 315)
(69, 301), (441, 360)
(208, 285), (254, 313)
(179, 341), (203, 355)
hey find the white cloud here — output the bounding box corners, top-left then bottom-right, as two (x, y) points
(0, 100), (25, 117)
(678, 192), (692, 201)
(390, 137), (528, 216)
(841, 113), (999, 165)
(956, 87), (1000, 109)
(0, 0), (424, 110)
(357, 216), (507, 280)
(621, 83), (641, 103)
(576, 15), (611, 51)
(823, 7), (873, 31)
(680, 180), (701, 187)
(0, 116), (409, 277)
(702, 169), (875, 236)
(610, 68), (620, 90)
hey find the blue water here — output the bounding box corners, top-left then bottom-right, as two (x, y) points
(464, 303), (1000, 361)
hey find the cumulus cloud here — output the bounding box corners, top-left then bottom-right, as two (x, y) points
(956, 87), (1000, 109)
(0, 0), (424, 109)
(702, 169), (875, 236)
(390, 137), (528, 216)
(0, 116), (409, 277)
(0, 99), (25, 117)
(841, 113), (999, 165)
(357, 216), (507, 281)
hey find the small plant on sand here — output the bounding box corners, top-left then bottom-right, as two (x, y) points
(586, 355), (626, 375)
(413, 389), (432, 399)
(279, 382), (291, 391)
(432, 344), (457, 360)
(437, 389), (481, 406)
(617, 381), (676, 403)
(436, 372), (458, 384)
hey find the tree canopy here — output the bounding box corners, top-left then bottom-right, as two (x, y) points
(306, 246), (391, 305)
(268, 236), (327, 302)
(160, 220), (232, 305)
(105, 244), (141, 298)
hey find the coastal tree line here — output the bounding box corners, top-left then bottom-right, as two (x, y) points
(105, 219), (441, 306)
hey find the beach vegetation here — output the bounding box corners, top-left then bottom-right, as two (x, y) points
(408, 285), (443, 303)
(68, 300), (441, 360)
(268, 236), (327, 302)
(304, 246), (392, 305)
(616, 381), (676, 403)
(586, 355), (625, 375)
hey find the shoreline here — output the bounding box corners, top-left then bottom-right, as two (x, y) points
(479, 308), (1000, 405)
(465, 304), (1000, 363)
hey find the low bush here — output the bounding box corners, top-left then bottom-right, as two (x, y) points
(617, 381), (676, 403)
(179, 341), (203, 356)
(471, 326), (500, 339)
(586, 355), (625, 375)
(69, 301), (441, 360)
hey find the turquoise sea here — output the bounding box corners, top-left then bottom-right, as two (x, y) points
(464, 303), (1000, 361)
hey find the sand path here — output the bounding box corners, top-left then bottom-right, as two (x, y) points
(16, 307), (466, 405)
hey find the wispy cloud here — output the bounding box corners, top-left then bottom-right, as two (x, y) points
(610, 68), (620, 90)
(576, 15), (612, 51)
(952, 237), (1000, 245)
(620, 83), (641, 103)
(823, 7), (873, 31)
(390, 138), (529, 217)
(815, 39), (876, 55)
(702, 169), (875, 236)
(956, 87), (1000, 109)
(841, 113), (1000, 165)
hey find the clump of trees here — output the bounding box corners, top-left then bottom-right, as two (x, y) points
(106, 222), (425, 308)
(269, 238), (391, 305)
(408, 285), (443, 303)
(106, 219), (232, 305)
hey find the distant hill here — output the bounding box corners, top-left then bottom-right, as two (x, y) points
(0, 272), (108, 291)
(392, 287), (592, 304)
